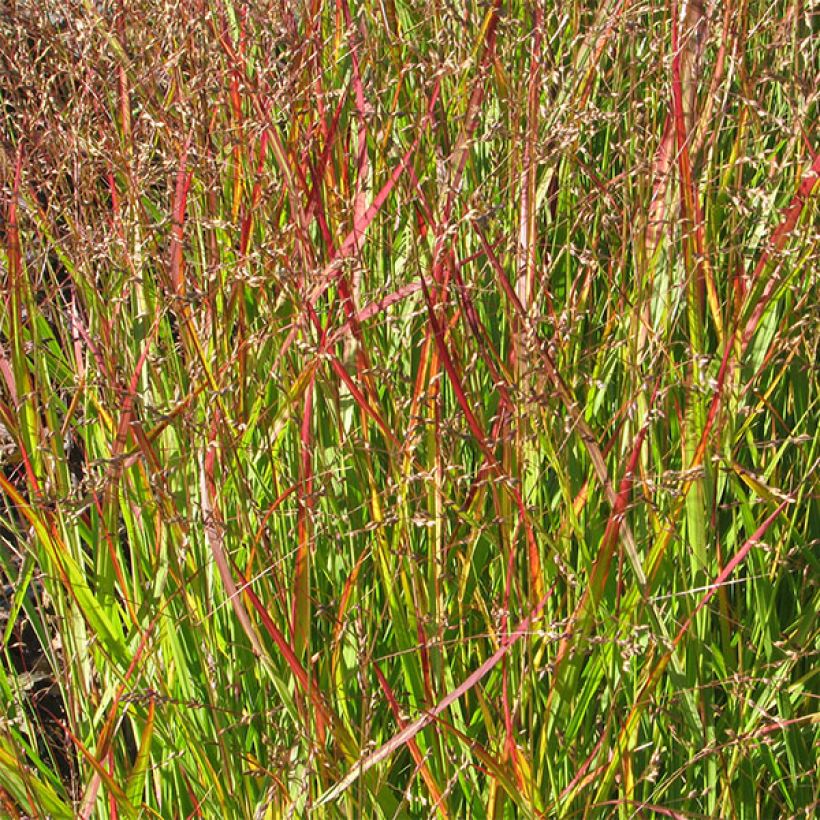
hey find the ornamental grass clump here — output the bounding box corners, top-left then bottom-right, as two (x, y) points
(0, 1), (817, 816)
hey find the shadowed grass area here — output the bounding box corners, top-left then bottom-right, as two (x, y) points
(1, 0), (818, 816)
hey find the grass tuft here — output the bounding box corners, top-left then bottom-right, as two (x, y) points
(1, 1), (818, 816)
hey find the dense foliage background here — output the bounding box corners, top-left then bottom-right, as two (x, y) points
(1, 0), (817, 816)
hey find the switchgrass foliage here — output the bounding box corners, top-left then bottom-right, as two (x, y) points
(1, 1), (818, 816)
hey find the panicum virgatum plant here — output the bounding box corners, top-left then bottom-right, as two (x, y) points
(1, 1), (817, 816)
